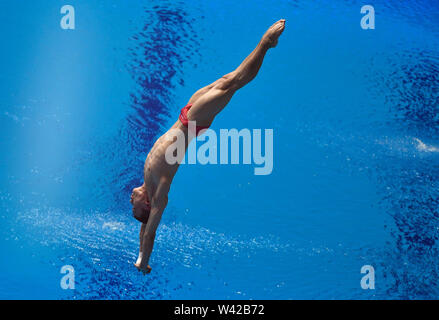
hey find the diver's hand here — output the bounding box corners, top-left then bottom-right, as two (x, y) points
(134, 262), (152, 275)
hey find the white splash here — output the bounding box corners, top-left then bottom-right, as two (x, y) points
(102, 221), (125, 231)
(414, 138), (439, 153)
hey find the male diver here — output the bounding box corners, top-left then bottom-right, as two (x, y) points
(130, 19), (285, 274)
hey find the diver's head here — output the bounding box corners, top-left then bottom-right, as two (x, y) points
(130, 185), (151, 223)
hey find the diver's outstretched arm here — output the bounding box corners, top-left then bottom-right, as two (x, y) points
(134, 179), (170, 274)
(135, 223), (146, 267)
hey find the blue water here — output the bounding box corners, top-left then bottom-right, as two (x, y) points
(0, 0), (438, 299)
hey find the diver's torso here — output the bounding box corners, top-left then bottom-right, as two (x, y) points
(143, 120), (190, 196)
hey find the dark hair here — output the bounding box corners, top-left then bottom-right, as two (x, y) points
(133, 206), (151, 223)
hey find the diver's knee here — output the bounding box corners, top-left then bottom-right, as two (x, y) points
(217, 72), (240, 91)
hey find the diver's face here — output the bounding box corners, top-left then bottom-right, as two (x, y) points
(130, 187), (150, 221)
(130, 187), (144, 210)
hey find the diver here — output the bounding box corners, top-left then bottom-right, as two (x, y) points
(130, 19), (285, 274)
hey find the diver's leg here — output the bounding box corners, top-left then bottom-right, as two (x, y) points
(187, 19), (285, 125)
(229, 19), (285, 90)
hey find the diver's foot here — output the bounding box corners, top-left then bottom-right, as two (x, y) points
(262, 19), (286, 48)
(134, 262), (152, 275)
